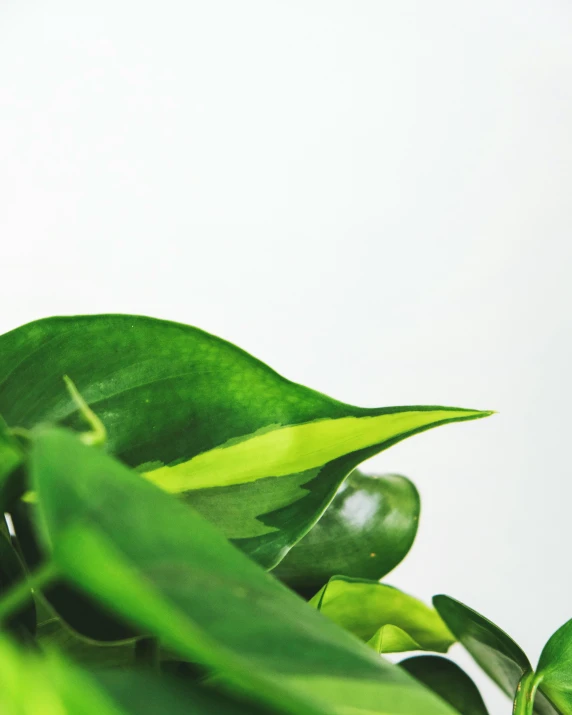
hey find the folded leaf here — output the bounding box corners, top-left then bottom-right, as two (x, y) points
(535, 619), (572, 714)
(433, 595), (560, 715)
(368, 624), (427, 653)
(311, 576), (454, 654)
(0, 314), (491, 568)
(400, 655), (490, 715)
(30, 426), (459, 715)
(273, 471), (419, 597)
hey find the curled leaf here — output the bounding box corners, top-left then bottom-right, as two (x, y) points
(311, 577), (454, 654)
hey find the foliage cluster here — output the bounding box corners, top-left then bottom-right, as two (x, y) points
(0, 315), (569, 714)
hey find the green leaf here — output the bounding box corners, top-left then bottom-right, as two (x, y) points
(37, 616), (138, 668)
(95, 670), (277, 715)
(0, 416), (23, 511)
(0, 314), (491, 568)
(534, 619), (572, 714)
(433, 595), (560, 715)
(0, 635), (123, 715)
(310, 576), (454, 654)
(0, 527), (36, 635)
(273, 470), (419, 597)
(0, 634), (267, 715)
(30, 426), (459, 715)
(400, 655), (490, 715)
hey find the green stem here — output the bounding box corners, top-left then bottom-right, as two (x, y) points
(63, 375), (107, 447)
(0, 561), (59, 624)
(513, 670), (540, 715)
(135, 636), (160, 669)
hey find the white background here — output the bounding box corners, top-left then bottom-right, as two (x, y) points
(1, 2), (571, 711)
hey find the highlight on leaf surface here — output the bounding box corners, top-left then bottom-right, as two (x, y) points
(0, 314), (492, 569)
(28, 426), (460, 715)
(400, 655), (490, 715)
(433, 595), (561, 715)
(310, 576), (454, 654)
(273, 470), (420, 598)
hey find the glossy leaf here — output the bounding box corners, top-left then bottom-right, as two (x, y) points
(433, 595), (560, 715)
(273, 470), (419, 597)
(30, 426), (459, 715)
(535, 619), (572, 714)
(400, 655), (490, 715)
(0, 314), (491, 568)
(310, 577), (454, 654)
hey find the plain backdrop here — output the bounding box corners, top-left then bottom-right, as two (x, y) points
(1, 1), (571, 711)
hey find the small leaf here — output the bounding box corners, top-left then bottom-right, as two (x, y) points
(400, 655), (490, 715)
(311, 577), (454, 654)
(273, 471), (419, 598)
(0, 314), (491, 569)
(535, 618), (572, 714)
(368, 624), (426, 653)
(433, 595), (560, 715)
(31, 426), (459, 715)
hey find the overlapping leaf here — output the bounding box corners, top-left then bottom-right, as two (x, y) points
(29, 426), (460, 715)
(433, 595), (561, 715)
(274, 471), (419, 597)
(400, 656), (490, 715)
(0, 527), (36, 635)
(310, 576), (454, 654)
(0, 416), (23, 510)
(0, 635), (274, 715)
(533, 619), (572, 714)
(0, 314), (491, 568)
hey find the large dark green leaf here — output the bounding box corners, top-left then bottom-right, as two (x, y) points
(534, 619), (572, 714)
(30, 426), (459, 715)
(312, 577), (454, 654)
(273, 471), (419, 597)
(433, 595), (560, 715)
(0, 314), (491, 568)
(400, 656), (489, 715)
